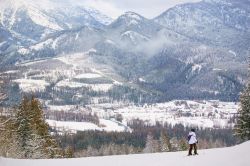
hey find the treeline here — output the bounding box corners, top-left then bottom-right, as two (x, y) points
(56, 120), (239, 157)
(129, 120), (238, 147)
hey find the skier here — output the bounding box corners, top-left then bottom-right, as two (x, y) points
(187, 128), (198, 156)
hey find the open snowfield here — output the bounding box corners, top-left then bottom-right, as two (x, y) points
(1, 141), (249, 166)
(13, 79), (49, 92)
(74, 73), (102, 79)
(46, 119), (131, 132)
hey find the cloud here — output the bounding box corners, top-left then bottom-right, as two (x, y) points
(75, 0), (201, 19)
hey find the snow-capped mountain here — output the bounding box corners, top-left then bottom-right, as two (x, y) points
(154, 0), (250, 53)
(0, 0), (249, 107)
(110, 12), (147, 28)
(109, 12), (162, 39)
(0, 0), (112, 45)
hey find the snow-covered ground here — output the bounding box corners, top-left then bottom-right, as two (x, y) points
(1, 141), (249, 166)
(91, 100), (238, 129)
(55, 79), (113, 92)
(13, 79), (49, 92)
(74, 73), (102, 79)
(47, 119), (131, 133)
(44, 100), (238, 132)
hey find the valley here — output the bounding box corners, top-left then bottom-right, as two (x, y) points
(0, 0), (249, 134)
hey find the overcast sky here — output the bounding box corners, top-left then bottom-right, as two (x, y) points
(76, 0), (201, 19)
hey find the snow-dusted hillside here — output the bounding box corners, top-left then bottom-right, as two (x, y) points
(0, 49), (239, 130)
(1, 141), (249, 166)
(154, 0), (250, 50)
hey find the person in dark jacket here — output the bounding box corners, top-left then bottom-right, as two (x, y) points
(188, 129), (198, 156)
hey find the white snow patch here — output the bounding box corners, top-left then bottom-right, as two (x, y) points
(52, 38), (59, 49)
(105, 39), (116, 45)
(46, 119), (130, 132)
(87, 48), (97, 54)
(123, 12), (142, 21)
(13, 79), (49, 92)
(1, 70), (18, 74)
(84, 7), (113, 25)
(46, 120), (101, 132)
(56, 80), (113, 92)
(26, 6), (62, 30)
(47, 105), (77, 112)
(113, 81), (123, 85)
(229, 50), (237, 57)
(17, 48), (30, 55)
(90, 84), (113, 92)
(121, 31), (149, 44)
(55, 56), (72, 65)
(75, 33), (79, 40)
(128, 19), (138, 26)
(74, 73), (102, 79)
(0, 41), (7, 47)
(56, 80), (88, 88)
(30, 39), (53, 51)
(99, 119), (130, 132)
(139, 78), (146, 82)
(192, 64), (202, 72)
(213, 68), (223, 71)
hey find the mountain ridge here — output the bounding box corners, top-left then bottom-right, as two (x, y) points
(0, 0), (249, 105)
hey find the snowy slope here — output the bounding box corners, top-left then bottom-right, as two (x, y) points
(0, 0), (113, 29)
(154, 0), (250, 50)
(1, 141), (250, 166)
(0, 0), (112, 45)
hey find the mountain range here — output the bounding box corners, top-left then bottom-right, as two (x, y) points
(0, 0), (249, 106)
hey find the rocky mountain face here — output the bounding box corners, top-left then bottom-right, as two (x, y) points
(0, 0), (249, 106)
(154, 0), (250, 54)
(0, 0), (112, 46)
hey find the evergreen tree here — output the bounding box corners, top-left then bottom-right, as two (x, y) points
(14, 96), (62, 158)
(235, 83), (250, 140)
(64, 146), (74, 158)
(170, 137), (181, 151)
(143, 132), (159, 153)
(179, 137), (188, 151)
(159, 130), (171, 152)
(30, 97), (62, 158)
(15, 96), (33, 158)
(86, 146), (99, 156)
(0, 77), (7, 104)
(0, 115), (20, 158)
